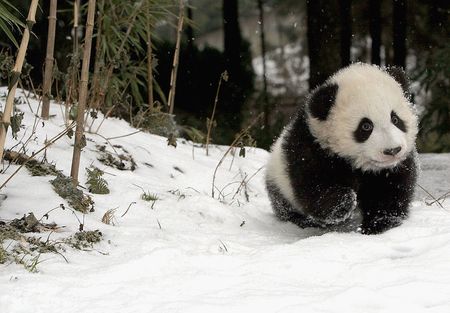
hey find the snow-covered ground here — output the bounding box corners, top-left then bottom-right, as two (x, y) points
(0, 88), (450, 313)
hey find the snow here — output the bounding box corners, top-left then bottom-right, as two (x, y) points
(1, 88), (450, 313)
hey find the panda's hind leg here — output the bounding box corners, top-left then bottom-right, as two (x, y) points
(266, 180), (320, 228)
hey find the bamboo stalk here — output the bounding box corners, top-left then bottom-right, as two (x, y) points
(41, 0), (58, 119)
(146, 0), (154, 110)
(74, 0), (79, 50)
(0, 0), (39, 161)
(167, 0), (185, 114)
(90, 0), (104, 111)
(70, 0), (97, 185)
(65, 0), (81, 125)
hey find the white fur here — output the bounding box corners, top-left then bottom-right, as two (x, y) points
(307, 63), (418, 172)
(265, 124), (301, 210)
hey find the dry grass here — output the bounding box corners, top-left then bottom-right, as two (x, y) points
(101, 208), (118, 226)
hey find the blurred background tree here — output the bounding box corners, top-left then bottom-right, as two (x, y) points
(0, 0), (448, 151)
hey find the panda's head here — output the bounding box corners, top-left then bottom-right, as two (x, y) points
(306, 63), (418, 172)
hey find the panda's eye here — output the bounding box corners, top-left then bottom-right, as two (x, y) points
(361, 122), (373, 132)
(354, 118), (374, 143)
(391, 113), (399, 125)
(391, 111), (407, 132)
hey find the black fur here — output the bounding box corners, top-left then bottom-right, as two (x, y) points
(353, 118), (374, 143)
(386, 66), (410, 98)
(267, 109), (417, 235)
(265, 180), (322, 229)
(308, 84), (338, 121)
(391, 111), (407, 132)
(358, 155), (416, 234)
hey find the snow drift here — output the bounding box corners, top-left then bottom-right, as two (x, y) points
(0, 88), (449, 313)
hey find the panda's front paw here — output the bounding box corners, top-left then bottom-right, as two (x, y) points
(312, 187), (357, 226)
(360, 213), (406, 235)
(325, 189), (357, 224)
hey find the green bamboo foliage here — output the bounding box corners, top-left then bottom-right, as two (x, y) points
(86, 167), (110, 194)
(89, 0), (174, 116)
(0, 0), (24, 47)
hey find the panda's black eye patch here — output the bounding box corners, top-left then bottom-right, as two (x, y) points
(391, 111), (407, 132)
(354, 118), (373, 143)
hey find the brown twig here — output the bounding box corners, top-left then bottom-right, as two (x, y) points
(211, 113), (263, 198)
(93, 103), (117, 134)
(89, 132), (120, 156)
(0, 122), (76, 190)
(121, 201), (137, 218)
(106, 130), (141, 141)
(434, 190), (450, 204)
(231, 166), (264, 201)
(417, 183), (445, 209)
(206, 71), (228, 156)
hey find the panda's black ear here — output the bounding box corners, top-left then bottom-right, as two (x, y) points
(386, 66), (409, 94)
(308, 83), (338, 121)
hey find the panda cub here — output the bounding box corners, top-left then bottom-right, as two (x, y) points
(265, 63), (418, 235)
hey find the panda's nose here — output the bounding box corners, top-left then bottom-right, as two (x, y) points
(383, 146), (402, 156)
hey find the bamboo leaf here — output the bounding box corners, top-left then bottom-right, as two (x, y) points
(0, 20), (18, 47)
(0, 0), (24, 47)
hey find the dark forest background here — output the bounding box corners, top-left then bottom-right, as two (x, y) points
(0, 0), (448, 152)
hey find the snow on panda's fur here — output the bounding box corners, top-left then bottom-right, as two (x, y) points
(265, 63), (418, 235)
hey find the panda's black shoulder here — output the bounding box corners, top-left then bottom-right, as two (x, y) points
(282, 107), (315, 156)
(281, 106), (355, 183)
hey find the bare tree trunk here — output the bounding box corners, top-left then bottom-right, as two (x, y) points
(185, 0), (194, 54)
(167, 0), (185, 114)
(146, 0), (154, 110)
(369, 0), (381, 65)
(257, 0), (269, 128)
(0, 0), (39, 161)
(70, 0), (96, 185)
(393, 0), (407, 69)
(41, 0), (58, 119)
(222, 0), (249, 137)
(340, 0), (352, 67)
(307, 0), (341, 89)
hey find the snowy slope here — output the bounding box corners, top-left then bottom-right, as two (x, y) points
(1, 88), (450, 313)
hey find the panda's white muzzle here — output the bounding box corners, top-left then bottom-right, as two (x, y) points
(368, 125), (408, 169)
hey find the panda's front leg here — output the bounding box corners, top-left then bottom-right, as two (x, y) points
(301, 184), (358, 226)
(359, 191), (409, 235)
(358, 156), (417, 235)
